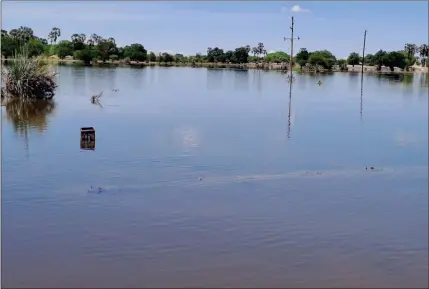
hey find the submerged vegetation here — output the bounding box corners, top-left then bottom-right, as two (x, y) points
(1, 26), (428, 73)
(1, 46), (57, 100)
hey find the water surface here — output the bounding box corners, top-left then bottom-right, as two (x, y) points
(2, 66), (428, 288)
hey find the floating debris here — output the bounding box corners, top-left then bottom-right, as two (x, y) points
(366, 166), (382, 172)
(90, 91), (103, 108)
(112, 89), (119, 92)
(87, 185), (103, 194)
(90, 91), (103, 103)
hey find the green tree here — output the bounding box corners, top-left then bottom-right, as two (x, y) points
(148, 51), (156, 62)
(1, 35), (18, 58)
(174, 53), (185, 63)
(224, 50), (234, 63)
(38, 38), (48, 45)
(383, 51), (407, 71)
(17, 26), (34, 44)
(123, 43), (147, 61)
(265, 51), (289, 63)
(159, 52), (174, 63)
(71, 33), (86, 51)
(44, 44), (58, 56)
(232, 46), (250, 63)
(373, 50), (387, 71)
(308, 50), (337, 69)
(347, 52), (361, 66)
(26, 38), (45, 57)
(364, 53), (374, 66)
(336, 59), (348, 71)
(295, 48), (309, 67)
(57, 40), (73, 59)
(97, 38), (117, 62)
(74, 46), (96, 65)
(9, 26), (34, 45)
(207, 47), (225, 62)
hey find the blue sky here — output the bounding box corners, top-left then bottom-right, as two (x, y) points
(2, 1), (428, 58)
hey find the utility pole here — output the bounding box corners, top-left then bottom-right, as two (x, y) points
(284, 16), (300, 81)
(360, 30), (367, 121)
(361, 30), (367, 76)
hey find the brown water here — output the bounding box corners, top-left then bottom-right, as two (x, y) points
(2, 67), (428, 288)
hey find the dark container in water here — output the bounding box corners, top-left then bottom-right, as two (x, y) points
(80, 127), (95, 150)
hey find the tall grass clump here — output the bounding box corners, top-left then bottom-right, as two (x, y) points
(1, 46), (57, 100)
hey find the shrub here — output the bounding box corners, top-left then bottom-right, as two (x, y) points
(1, 46), (57, 100)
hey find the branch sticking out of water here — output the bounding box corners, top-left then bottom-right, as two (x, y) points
(90, 91), (103, 107)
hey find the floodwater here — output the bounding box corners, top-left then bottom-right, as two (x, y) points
(2, 66), (428, 288)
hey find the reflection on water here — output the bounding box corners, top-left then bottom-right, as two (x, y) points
(348, 72), (360, 89)
(252, 70), (263, 94)
(287, 77), (293, 139)
(360, 73), (364, 122)
(3, 98), (56, 135)
(206, 68), (224, 90)
(419, 73), (429, 87)
(2, 67), (428, 288)
(234, 69), (249, 91)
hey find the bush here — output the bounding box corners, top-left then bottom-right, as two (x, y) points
(1, 46), (57, 100)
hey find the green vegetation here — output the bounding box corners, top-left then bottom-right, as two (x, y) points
(1, 26), (428, 73)
(1, 46), (57, 100)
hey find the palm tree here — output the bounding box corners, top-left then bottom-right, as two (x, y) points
(257, 42), (265, 56)
(48, 27), (61, 44)
(419, 44), (428, 67)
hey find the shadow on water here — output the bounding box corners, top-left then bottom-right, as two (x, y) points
(3, 98), (56, 135)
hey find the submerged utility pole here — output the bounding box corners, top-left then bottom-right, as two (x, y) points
(284, 16), (300, 81)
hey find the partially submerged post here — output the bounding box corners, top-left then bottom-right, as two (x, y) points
(80, 127), (95, 150)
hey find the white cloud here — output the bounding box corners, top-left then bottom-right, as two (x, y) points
(291, 5), (311, 13)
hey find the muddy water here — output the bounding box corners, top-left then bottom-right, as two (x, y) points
(2, 67), (428, 288)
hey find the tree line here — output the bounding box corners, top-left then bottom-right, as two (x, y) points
(1, 26), (428, 72)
